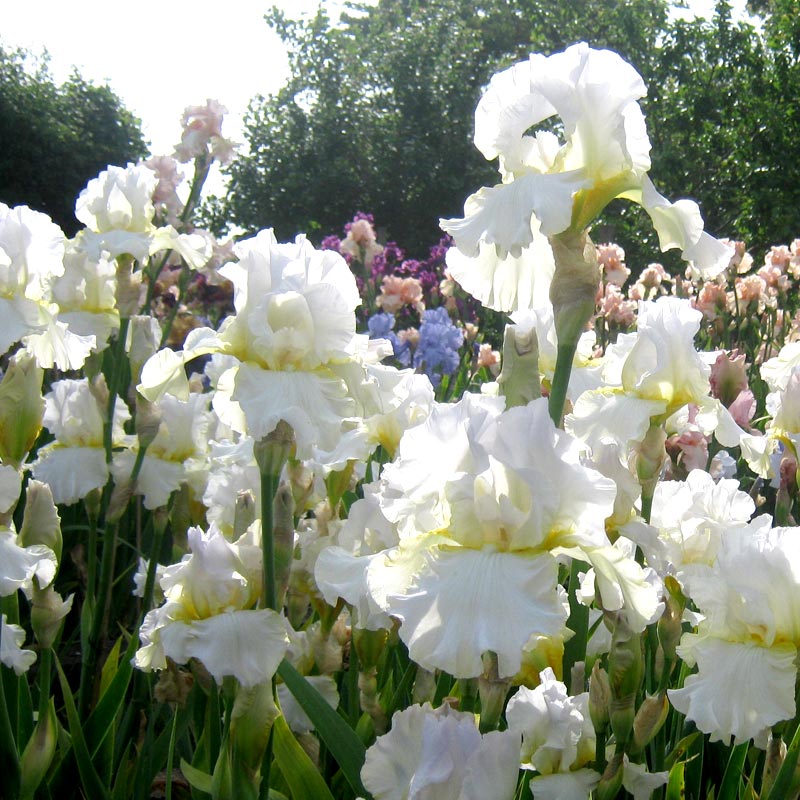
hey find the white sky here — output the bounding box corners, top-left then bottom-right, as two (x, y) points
(4, 0), (749, 198)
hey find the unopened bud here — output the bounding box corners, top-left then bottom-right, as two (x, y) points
(596, 751), (625, 800)
(0, 353), (44, 468)
(19, 480), (62, 566)
(635, 425), (667, 495)
(116, 255), (143, 317)
(19, 697), (58, 798)
(233, 490), (257, 539)
(273, 483), (295, 609)
(570, 660), (586, 696)
(589, 661), (611, 735)
(134, 397), (162, 452)
(497, 323), (541, 408)
(658, 577), (686, 666)
(31, 587), (73, 648)
(326, 460), (355, 510)
(254, 420), (295, 479)
(106, 478), (134, 524)
(550, 230), (601, 350)
(353, 627), (388, 672)
(762, 733), (787, 797)
(608, 614), (644, 747)
(632, 693), (669, 753)
(478, 651), (510, 733)
(127, 315), (162, 385)
(412, 667), (437, 705)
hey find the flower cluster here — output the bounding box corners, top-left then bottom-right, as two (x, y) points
(9, 45), (800, 800)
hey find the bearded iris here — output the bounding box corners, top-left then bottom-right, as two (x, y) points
(441, 42), (732, 315)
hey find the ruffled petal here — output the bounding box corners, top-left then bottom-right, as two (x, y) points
(444, 222), (554, 313)
(158, 609), (289, 688)
(669, 636), (797, 744)
(31, 445), (109, 505)
(368, 543), (566, 679)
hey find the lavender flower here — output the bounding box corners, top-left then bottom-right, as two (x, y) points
(368, 312), (411, 366)
(413, 307), (464, 387)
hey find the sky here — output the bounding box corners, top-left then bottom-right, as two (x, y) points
(4, 0), (750, 197)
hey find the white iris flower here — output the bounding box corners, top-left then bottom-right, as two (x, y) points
(441, 42), (732, 313)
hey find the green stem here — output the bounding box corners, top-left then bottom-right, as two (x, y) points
(562, 558), (589, 679)
(260, 473), (280, 612)
(548, 342), (578, 428)
(0, 624), (20, 795)
(78, 520), (119, 717)
(86, 513), (98, 606)
(140, 513), (168, 614)
(640, 488), (654, 526)
(103, 317), (131, 465)
(37, 647), (52, 719)
(165, 709), (179, 800)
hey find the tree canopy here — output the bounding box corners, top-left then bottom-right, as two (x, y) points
(221, 0), (800, 268)
(0, 46), (148, 235)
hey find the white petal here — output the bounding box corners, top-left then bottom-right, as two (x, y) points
(440, 171), (587, 258)
(31, 446), (109, 505)
(444, 223), (554, 313)
(669, 637), (797, 744)
(159, 609), (289, 688)
(368, 544), (566, 679)
(0, 466), (21, 514)
(0, 614), (36, 675)
(231, 363), (355, 456)
(528, 769), (601, 800)
(566, 389), (665, 451)
(0, 530), (57, 595)
(277, 675), (338, 734)
(315, 546), (393, 631)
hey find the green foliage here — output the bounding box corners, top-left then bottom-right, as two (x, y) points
(224, 0), (800, 272)
(0, 45), (148, 234)
(639, 3), (800, 262)
(222, 0), (670, 254)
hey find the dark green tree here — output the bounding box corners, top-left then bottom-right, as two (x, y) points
(222, 0), (671, 254)
(224, 0), (800, 270)
(0, 46), (148, 235)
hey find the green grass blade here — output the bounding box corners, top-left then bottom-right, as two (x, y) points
(277, 659), (370, 799)
(271, 714), (335, 800)
(54, 654), (110, 800)
(718, 741), (749, 800)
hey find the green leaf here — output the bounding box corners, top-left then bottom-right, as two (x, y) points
(181, 758), (214, 793)
(718, 741), (749, 800)
(0, 664), (20, 798)
(272, 714), (335, 800)
(83, 632), (137, 757)
(664, 732), (702, 770)
(766, 722), (800, 799)
(666, 760), (685, 800)
(20, 697), (58, 800)
(111, 741), (136, 800)
(277, 659), (370, 799)
(54, 655), (110, 800)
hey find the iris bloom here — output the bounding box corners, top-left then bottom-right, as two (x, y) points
(440, 43), (731, 313)
(138, 230), (390, 459)
(76, 163), (211, 266)
(134, 522), (288, 687)
(669, 520), (800, 745)
(31, 378), (132, 505)
(359, 395), (660, 679)
(0, 204), (95, 369)
(567, 298), (743, 453)
(360, 702), (521, 800)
